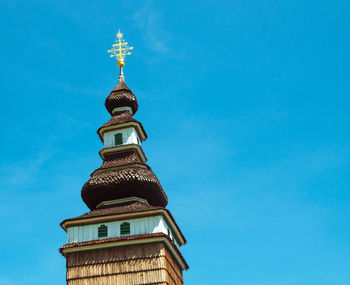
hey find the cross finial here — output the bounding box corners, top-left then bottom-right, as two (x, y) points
(108, 30), (133, 68)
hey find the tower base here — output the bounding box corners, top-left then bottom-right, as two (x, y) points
(65, 242), (183, 285)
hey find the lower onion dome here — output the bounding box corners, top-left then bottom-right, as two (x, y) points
(81, 166), (168, 210)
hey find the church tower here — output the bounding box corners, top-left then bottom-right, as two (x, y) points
(60, 31), (188, 284)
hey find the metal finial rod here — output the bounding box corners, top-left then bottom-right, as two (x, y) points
(108, 30), (133, 68)
(118, 66), (125, 82)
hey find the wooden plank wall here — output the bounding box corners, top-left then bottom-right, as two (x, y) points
(67, 215), (177, 245)
(104, 128), (139, 148)
(66, 242), (183, 285)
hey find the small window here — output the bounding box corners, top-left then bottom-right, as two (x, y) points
(120, 222), (130, 235)
(114, 133), (123, 146)
(98, 225), (108, 238)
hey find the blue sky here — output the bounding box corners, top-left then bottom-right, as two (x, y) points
(0, 0), (349, 284)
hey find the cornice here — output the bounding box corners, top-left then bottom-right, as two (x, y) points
(60, 233), (189, 271)
(98, 144), (147, 162)
(61, 209), (186, 246)
(98, 122), (147, 142)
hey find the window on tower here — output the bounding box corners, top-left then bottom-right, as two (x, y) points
(98, 225), (108, 238)
(120, 222), (130, 235)
(114, 133), (123, 145)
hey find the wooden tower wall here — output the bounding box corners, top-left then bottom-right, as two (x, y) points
(65, 242), (183, 285)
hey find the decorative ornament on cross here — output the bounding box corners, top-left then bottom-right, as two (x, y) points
(107, 30), (134, 68)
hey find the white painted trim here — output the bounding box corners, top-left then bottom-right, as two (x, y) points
(162, 211), (186, 246)
(99, 122), (147, 142)
(103, 127), (140, 148)
(67, 216), (168, 244)
(62, 210), (160, 230)
(96, 197), (149, 209)
(62, 209), (186, 246)
(112, 107), (133, 115)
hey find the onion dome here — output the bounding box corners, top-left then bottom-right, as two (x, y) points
(81, 67), (167, 210)
(105, 72), (138, 115)
(82, 166), (167, 210)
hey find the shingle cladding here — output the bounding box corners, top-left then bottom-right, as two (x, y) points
(105, 80), (138, 115)
(81, 77), (168, 210)
(100, 150), (142, 168)
(60, 233), (189, 270)
(61, 200), (187, 245)
(97, 110), (147, 141)
(82, 166), (167, 210)
(63, 201), (163, 222)
(61, 67), (188, 283)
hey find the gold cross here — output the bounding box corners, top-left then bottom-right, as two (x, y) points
(108, 30), (134, 67)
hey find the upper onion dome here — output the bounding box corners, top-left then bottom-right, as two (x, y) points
(105, 76), (138, 115)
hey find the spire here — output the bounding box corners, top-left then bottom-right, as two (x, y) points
(60, 31), (188, 284)
(105, 31), (138, 115)
(118, 66), (125, 83)
(81, 31), (167, 210)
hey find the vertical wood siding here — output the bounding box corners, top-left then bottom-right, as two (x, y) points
(103, 127), (140, 148)
(67, 215), (179, 247)
(66, 243), (183, 285)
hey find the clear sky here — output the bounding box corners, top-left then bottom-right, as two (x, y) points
(0, 0), (349, 284)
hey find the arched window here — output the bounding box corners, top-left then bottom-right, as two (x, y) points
(120, 222), (130, 235)
(98, 224), (108, 238)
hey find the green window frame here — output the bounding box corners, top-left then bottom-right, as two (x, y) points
(98, 224), (108, 238)
(120, 222), (130, 235)
(114, 133), (123, 146)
